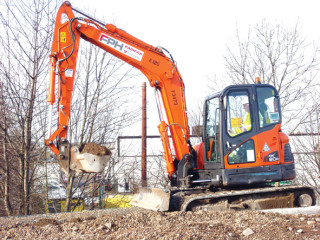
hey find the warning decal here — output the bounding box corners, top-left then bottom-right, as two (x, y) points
(263, 142), (271, 152)
(99, 34), (144, 61)
(65, 69), (73, 77)
(60, 32), (66, 43)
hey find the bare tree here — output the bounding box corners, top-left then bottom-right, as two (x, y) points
(147, 155), (170, 188)
(290, 92), (320, 188)
(63, 39), (140, 211)
(223, 20), (320, 132)
(0, 0), (60, 215)
(293, 133), (320, 189)
(70, 42), (140, 145)
(187, 101), (204, 142)
(0, 81), (13, 216)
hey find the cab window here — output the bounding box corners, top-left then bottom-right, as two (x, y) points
(227, 92), (251, 137)
(205, 97), (220, 162)
(205, 98), (219, 138)
(228, 139), (255, 164)
(257, 87), (280, 128)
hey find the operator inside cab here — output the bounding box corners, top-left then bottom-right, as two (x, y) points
(228, 98), (252, 136)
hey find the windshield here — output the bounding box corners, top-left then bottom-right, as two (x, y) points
(257, 87), (280, 128)
(226, 91), (251, 137)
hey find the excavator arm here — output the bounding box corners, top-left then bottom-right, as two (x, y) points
(45, 1), (192, 177)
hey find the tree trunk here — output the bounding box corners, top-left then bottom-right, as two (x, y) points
(19, 145), (25, 215)
(3, 125), (12, 216)
(65, 174), (75, 212)
(22, 75), (37, 215)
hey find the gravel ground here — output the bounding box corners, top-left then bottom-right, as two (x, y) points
(1, 207), (320, 239)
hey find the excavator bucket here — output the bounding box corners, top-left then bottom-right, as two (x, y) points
(69, 145), (111, 173)
(130, 187), (171, 211)
(57, 141), (111, 175)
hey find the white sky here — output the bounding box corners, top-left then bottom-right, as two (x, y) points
(74, 0), (320, 135)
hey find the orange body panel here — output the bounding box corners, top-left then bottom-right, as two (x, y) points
(224, 124), (292, 169)
(193, 142), (204, 169)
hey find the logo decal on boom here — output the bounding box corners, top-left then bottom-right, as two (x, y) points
(99, 34), (144, 61)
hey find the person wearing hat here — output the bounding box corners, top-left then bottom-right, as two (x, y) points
(228, 99), (251, 135)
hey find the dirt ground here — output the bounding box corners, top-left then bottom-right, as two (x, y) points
(80, 143), (111, 156)
(1, 207), (320, 239)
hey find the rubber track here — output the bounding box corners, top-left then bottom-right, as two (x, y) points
(180, 185), (320, 211)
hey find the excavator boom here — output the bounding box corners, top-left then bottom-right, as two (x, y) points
(45, 1), (192, 176)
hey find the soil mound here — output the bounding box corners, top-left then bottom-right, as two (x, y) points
(79, 143), (111, 156)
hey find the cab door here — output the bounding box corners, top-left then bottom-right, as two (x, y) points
(255, 85), (282, 165)
(203, 95), (222, 170)
(222, 86), (258, 169)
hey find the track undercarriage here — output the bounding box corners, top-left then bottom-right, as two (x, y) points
(131, 185), (320, 212)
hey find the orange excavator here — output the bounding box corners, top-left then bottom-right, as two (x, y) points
(46, 1), (319, 211)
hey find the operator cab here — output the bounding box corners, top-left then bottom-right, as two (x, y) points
(191, 83), (295, 187)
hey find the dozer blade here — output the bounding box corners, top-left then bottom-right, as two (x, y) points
(69, 145), (111, 173)
(130, 188), (170, 211)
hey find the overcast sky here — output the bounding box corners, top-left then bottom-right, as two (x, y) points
(74, 0), (320, 134)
